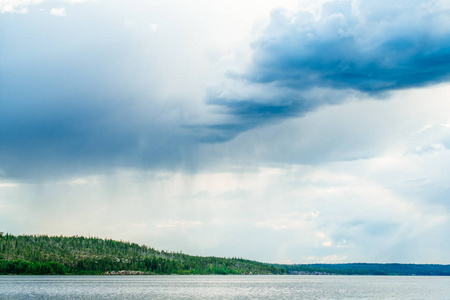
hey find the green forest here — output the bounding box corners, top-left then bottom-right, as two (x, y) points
(0, 233), (284, 275)
(1, 233), (449, 275)
(278, 263), (450, 276)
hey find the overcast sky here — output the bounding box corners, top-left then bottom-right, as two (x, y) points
(1, 0), (450, 264)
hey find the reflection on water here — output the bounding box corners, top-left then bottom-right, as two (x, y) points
(1, 275), (449, 299)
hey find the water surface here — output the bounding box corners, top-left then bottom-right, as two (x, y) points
(1, 275), (449, 299)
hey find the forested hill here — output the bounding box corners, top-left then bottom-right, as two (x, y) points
(0, 233), (285, 275)
(1, 233), (449, 275)
(278, 263), (450, 276)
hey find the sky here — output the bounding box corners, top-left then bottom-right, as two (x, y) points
(1, 0), (450, 264)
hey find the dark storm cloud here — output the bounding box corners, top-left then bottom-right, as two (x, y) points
(192, 98), (305, 143)
(248, 11), (450, 92)
(201, 0), (450, 142)
(0, 6), (196, 179)
(2, 0), (450, 178)
(0, 92), (193, 178)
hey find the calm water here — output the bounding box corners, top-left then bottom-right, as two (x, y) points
(1, 275), (449, 299)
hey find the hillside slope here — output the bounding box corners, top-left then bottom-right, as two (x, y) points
(0, 233), (285, 275)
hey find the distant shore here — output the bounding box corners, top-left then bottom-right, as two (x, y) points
(1, 234), (449, 276)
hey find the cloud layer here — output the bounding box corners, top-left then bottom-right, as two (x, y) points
(204, 0), (450, 141)
(3, 0), (450, 177)
(248, 0), (450, 92)
(0, 2), (204, 178)
(0, 0), (89, 14)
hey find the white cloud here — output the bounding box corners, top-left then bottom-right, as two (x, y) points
(0, 0), (43, 13)
(50, 7), (65, 16)
(306, 254), (348, 263)
(150, 24), (158, 32)
(68, 177), (98, 186)
(155, 220), (203, 231)
(0, 182), (18, 188)
(0, 0), (90, 13)
(1, 149), (447, 263)
(321, 241), (332, 247)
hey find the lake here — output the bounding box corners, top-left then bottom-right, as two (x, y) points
(1, 275), (449, 299)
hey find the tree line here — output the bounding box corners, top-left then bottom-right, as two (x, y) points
(279, 263), (450, 276)
(0, 233), (285, 275)
(2, 233), (449, 275)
